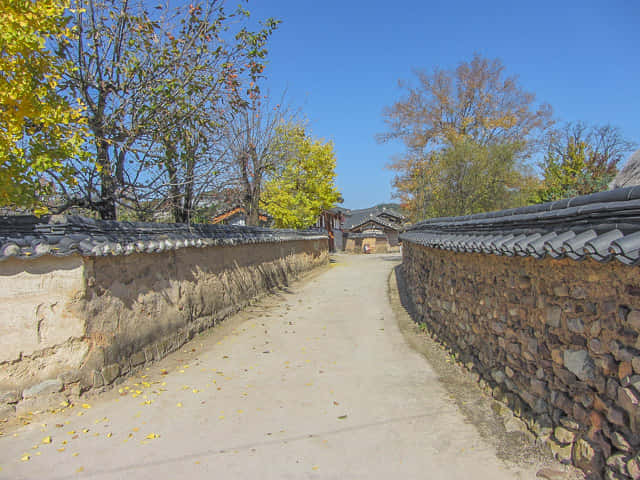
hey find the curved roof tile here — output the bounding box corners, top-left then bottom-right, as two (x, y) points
(401, 187), (640, 266)
(0, 215), (327, 261)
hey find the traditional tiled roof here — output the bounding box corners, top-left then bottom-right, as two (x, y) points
(348, 216), (402, 232)
(0, 215), (327, 261)
(401, 187), (640, 265)
(343, 206), (404, 231)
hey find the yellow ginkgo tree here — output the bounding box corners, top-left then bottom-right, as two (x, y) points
(261, 124), (341, 229)
(0, 0), (86, 212)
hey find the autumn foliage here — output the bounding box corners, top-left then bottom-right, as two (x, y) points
(0, 0), (86, 212)
(261, 125), (341, 229)
(380, 54), (553, 221)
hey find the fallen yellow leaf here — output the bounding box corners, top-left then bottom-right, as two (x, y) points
(73, 452), (79, 457)
(81, 404), (91, 409)
(76, 467), (84, 473)
(107, 433), (112, 438)
(42, 436), (52, 444)
(145, 433), (159, 440)
(176, 403), (183, 408)
(57, 447), (65, 452)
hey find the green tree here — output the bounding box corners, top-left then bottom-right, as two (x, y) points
(402, 138), (537, 220)
(261, 125), (341, 229)
(379, 54), (552, 220)
(0, 0), (86, 212)
(532, 122), (636, 203)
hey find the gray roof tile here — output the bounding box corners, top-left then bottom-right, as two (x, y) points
(0, 215), (327, 261)
(400, 186), (640, 266)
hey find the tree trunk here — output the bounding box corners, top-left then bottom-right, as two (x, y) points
(182, 152), (196, 223)
(96, 137), (117, 220)
(163, 145), (184, 223)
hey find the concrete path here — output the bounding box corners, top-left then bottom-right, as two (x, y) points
(1, 254), (565, 479)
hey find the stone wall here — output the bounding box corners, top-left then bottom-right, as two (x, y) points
(402, 241), (640, 479)
(0, 237), (327, 420)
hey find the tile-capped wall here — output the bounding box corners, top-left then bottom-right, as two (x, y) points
(402, 242), (640, 479)
(0, 236), (328, 421)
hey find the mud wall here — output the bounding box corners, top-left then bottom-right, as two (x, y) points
(0, 239), (327, 419)
(402, 241), (640, 479)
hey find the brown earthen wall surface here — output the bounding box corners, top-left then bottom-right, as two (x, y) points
(0, 239), (327, 419)
(402, 241), (640, 479)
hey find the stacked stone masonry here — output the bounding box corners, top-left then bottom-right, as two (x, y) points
(0, 216), (328, 421)
(402, 242), (640, 479)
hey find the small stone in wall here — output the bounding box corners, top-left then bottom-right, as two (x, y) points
(102, 364), (120, 384)
(606, 453), (630, 476)
(627, 454), (640, 480)
(531, 378), (547, 396)
(130, 351), (146, 367)
(588, 410), (604, 430)
(491, 369), (506, 384)
(548, 438), (573, 464)
(588, 338), (604, 355)
(596, 355), (618, 377)
(607, 407), (626, 427)
(572, 438), (604, 475)
(553, 285), (570, 297)
(545, 305), (562, 328)
(0, 404), (15, 420)
(570, 286), (588, 300)
(0, 390), (20, 404)
(22, 379), (63, 399)
(628, 310), (640, 331)
(554, 426), (576, 444)
(567, 317), (585, 334)
(610, 431), (632, 453)
(620, 362), (634, 381)
(563, 349), (596, 382)
(618, 387), (639, 414)
(627, 375), (640, 392)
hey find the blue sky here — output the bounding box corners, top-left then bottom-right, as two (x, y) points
(248, 0), (640, 209)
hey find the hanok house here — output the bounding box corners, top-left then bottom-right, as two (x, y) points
(343, 206), (404, 253)
(315, 207), (348, 252)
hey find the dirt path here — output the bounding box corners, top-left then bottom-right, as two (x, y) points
(1, 254), (572, 479)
